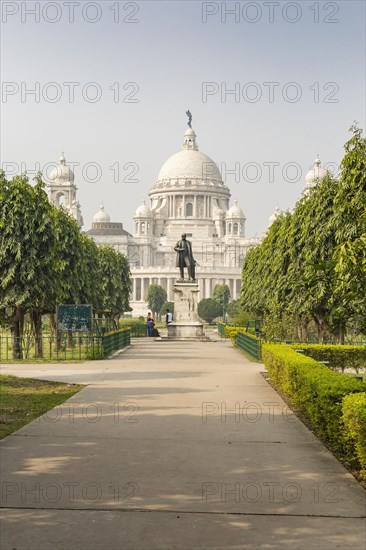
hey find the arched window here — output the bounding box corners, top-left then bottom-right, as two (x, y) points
(233, 223), (238, 235)
(57, 193), (65, 207)
(228, 223), (232, 234)
(140, 222), (145, 234)
(186, 202), (193, 216)
(135, 222), (139, 233)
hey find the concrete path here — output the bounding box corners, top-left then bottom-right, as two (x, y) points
(0, 339), (365, 550)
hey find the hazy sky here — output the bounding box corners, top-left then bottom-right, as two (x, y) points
(1, 0), (365, 236)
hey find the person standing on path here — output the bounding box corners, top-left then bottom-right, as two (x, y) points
(166, 309), (173, 326)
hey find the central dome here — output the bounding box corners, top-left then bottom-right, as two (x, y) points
(157, 149), (222, 182)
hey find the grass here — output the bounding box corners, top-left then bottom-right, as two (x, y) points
(0, 375), (85, 439)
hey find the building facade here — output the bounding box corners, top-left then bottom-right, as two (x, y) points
(48, 127), (328, 317)
(88, 125), (261, 315)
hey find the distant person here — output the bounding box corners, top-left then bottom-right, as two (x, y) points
(166, 309), (173, 325)
(146, 312), (154, 337)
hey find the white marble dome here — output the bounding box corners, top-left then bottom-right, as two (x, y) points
(305, 157), (328, 188)
(227, 200), (245, 218)
(157, 150), (222, 183)
(93, 205), (110, 223)
(50, 152), (75, 182)
(134, 200), (151, 217)
(157, 127), (222, 183)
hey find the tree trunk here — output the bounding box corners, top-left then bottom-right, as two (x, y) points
(50, 313), (62, 351)
(31, 311), (43, 357)
(11, 307), (24, 359)
(49, 313), (57, 335)
(337, 321), (345, 345)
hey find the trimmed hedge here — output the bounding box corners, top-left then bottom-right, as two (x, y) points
(290, 344), (366, 373)
(119, 318), (147, 337)
(262, 344), (366, 454)
(342, 392), (366, 476)
(224, 326), (245, 344)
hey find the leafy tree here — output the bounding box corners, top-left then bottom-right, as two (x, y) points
(212, 284), (231, 317)
(240, 124), (366, 342)
(146, 285), (167, 319)
(198, 298), (221, 324)
(226, 300), (254, 326)
(0, 171), (132, 357)
(0, 173), (56, 357)
(226, 299), (241, 321)
(98, 246), (132, 319)
(333, 124), (366, 334)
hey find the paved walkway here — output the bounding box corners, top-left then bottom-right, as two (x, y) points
(0, 339), (365, 550)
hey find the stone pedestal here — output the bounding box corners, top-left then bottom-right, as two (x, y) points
(167, 281), (204, 340)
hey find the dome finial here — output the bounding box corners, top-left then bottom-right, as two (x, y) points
(60, 152), (66, 164)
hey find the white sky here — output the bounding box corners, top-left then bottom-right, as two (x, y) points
(1, 0), (365, 236)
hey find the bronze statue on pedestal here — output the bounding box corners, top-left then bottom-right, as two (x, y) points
(174, 234), (196, 282)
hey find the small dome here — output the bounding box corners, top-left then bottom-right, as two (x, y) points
(227, 200), (245, 218)
(50, 152), (75, 183)
(184, 127), (196, 137)
(304, 157), (328, 189)
(268, 205), (281, 226)
(93, 204), (110, 223)
(134, 199), (151, 217)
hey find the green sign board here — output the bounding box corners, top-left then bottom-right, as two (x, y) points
(57, 305), (93, 333)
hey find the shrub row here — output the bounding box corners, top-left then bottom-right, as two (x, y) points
(224, 326), (260, 345)
(119, 318), (147, 337)
(342, 392), (366, 476)
(290, 344), (366, 373)
(262, 344), (366, 461)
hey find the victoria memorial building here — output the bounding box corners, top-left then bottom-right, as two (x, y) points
(47, 122), (327, 316)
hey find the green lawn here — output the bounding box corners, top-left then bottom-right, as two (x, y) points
(0, 375), (84, 439)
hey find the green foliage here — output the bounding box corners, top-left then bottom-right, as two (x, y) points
(241, 125), (366, 342)
(290, 344), (366, 373)
(146, 285), (167, 318)
(262, 344), (366, 453)
(212, 284), (230, 313)
(0, 171), (132, 358)
(119, 317), (147, 337)
(224, 326), (243, 344)
(198, 298), (221, 324)
(342, 392), (366, 476)
(226, 299), (241, 321)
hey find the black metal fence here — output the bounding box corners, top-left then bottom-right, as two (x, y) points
(0, 329), (131, 362)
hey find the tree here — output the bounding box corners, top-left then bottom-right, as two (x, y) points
(0, 171), (132, 358)
(225, 299), (254, 325)
(98, 246), (132, 320)
(333, 124), (366, 335)
(198, 298), (221, 324)
(239, 125), (366, 342)
(212, 284), (231, 318)
(146, 285), (167, 319)
(0, 172), (57, 357)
